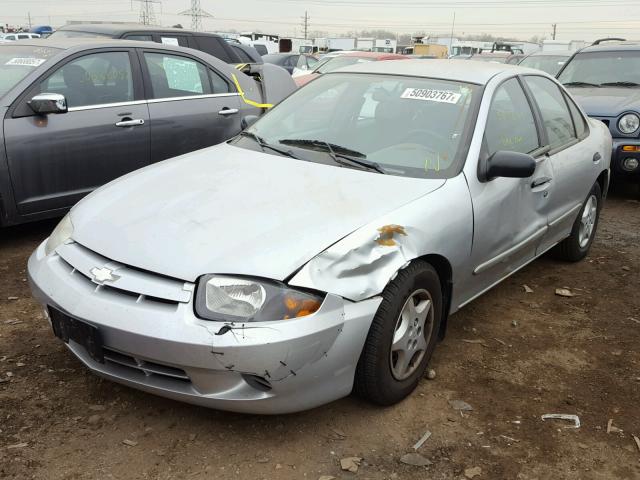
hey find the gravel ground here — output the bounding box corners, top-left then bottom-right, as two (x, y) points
(1, 187), (639, 480)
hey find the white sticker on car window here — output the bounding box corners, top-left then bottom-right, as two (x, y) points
(5, 57), (47, 67)
(401, 88), (461, 104)
(160, 37), (180, 46)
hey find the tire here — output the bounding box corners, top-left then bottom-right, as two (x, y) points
(354, 260), (443, 406)
(557, 182), (602, 262)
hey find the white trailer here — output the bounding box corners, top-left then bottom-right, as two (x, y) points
(315, 37), (357, 52)
(542, 40), (587, 52)
(356, 38), (374, 51)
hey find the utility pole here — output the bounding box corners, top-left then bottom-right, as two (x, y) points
(301, 11), (309, 40)
(552, 23), (557, 40)
(449, 12), (456, 55)
(134, 0), (161, 26)
(179, 0), (213, 32)
(27, 12), (32, 29)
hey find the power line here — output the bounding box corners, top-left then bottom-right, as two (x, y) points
(133, 0), (161, 25)
(178, 0), (213, 31)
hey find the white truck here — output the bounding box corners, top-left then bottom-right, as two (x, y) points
(542, 40), (587, 52)
(315, 37), (356, 52)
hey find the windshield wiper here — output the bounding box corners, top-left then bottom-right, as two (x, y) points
(562, 81), (600, 88)
(238, 131), (299, 159)
(279, 139), (385, 174)
(599, 81), (640, 87)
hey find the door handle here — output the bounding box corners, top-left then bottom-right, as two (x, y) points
(218, 108), (239, 116)
(531, 176), (552, 188)
(115, 119), (145, 127)
(593, 152), (602, 163)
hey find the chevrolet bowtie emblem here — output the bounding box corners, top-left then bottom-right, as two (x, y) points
(90, 267), (120, 284)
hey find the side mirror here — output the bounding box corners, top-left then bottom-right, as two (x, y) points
(484, 151), (536, 180)
(28, 93), (68, 115)
(241, 115), (259, 130)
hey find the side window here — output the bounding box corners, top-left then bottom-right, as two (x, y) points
(485, 78), (540, 156)
(194, 36), (233, 63)
(17, 34), (30, 40)
(564, 92), (587, 139)
(159, 36), (189, 47)
(40, 51), (134, 108)
(124, 34), (153, 42)
(144, 52), (211, 99)
(209, 69), (231, 94)
(284, 55), (298, 67)
(296, 55), (308, 68)
(523, 76), (576, 149)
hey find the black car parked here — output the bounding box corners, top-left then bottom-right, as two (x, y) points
(558, 39), (640, 182)
(51, 24), (262, 65)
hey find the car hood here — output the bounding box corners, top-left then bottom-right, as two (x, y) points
(567, 87), (640, 117)
(70, 143), (445, 283)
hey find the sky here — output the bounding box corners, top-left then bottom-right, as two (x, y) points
(1, 0), (640, 42)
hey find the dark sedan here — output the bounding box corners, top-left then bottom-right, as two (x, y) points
(262, 53), (318, 74)
(0, 39), (295, 226)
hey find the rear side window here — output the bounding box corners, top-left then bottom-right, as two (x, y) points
(144, 52), (211, 99)
(231, 45), (254, 63)
(485, 78), (540, 156)
(524, 76), (576, 149)
(194, 36), (233, 63)
(564, 93), (587, 138)
(209, 69), (231, 94)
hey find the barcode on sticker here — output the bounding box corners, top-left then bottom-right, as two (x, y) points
(5, 57), (46, 67)
(401, 88), (461, 104)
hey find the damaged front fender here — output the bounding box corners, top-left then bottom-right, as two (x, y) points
(288, 176), (474, 303)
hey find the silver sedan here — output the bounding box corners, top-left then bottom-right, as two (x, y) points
(28, 60), (611, 414)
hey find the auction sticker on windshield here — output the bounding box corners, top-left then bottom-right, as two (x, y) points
(401, 88), (461, 104)
(5, 57), (47, 67)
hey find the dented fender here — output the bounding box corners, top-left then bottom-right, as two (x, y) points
(289, 176), (474, 304)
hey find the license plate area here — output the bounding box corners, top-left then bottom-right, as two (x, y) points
(49, 307), (104, 363)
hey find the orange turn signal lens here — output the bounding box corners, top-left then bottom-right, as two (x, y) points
(622, 145), (639, 152)
(284, 296), (321, 318)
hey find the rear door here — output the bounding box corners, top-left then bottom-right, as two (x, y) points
(139, 49), (244, 162)
(4, 48), (150, 215)
(522, 75), (597, 250)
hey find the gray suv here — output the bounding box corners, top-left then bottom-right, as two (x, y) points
(0, 39), (294, 226)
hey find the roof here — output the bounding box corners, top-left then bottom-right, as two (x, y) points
(55, 23), (217, 37)
(4, 37), (164, 50)
(334, 59), (536, 85)
(580, 41), (640, 53)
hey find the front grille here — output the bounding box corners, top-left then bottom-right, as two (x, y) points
(103, 347), (191, 383)
(55, 242), (193, 307)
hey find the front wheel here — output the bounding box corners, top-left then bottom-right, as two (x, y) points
(557, 182), (602, 262)
(354, 261), (442, 406)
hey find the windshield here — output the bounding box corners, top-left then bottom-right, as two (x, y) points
(49, 30), (111, 39)
(316, 56), (374, 74)
(234, 73), (479, 178)
(0, 45), (59, 98)
(519, 55), (568, 75)
(558, 51), (640, 86)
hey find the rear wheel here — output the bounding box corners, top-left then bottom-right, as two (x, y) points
(557, 182), (602, 262)
(355, 261), (442, 406)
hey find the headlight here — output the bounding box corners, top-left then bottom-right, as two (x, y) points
(44, 214), (73, 255)
(618, 113), (640, 134)
(195, 275), (324, 322)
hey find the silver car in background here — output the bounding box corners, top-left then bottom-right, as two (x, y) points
(28, 60), (611, 414)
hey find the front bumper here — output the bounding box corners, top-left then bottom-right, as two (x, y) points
(28, 241), (380, 414)
(611, 138), (640, 179)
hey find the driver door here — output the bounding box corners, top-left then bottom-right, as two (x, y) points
(4, 49), (149, 216)
(460, 77), (555, 304)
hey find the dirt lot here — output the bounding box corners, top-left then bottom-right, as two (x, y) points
(1, 188), (639, 480)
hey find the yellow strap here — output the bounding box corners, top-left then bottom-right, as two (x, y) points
(234, 63), (248, 70)
(231, 73), (273, 109)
